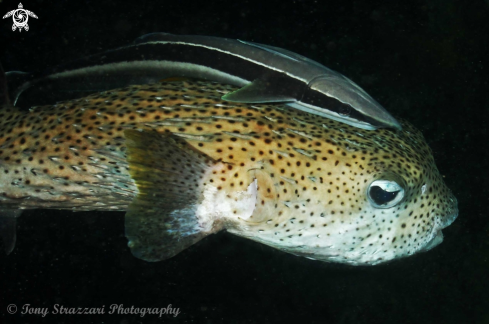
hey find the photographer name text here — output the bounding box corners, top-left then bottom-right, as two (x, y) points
(7, 303), (180, 317)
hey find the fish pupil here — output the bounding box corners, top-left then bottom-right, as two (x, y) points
(369, 186), (400, 205)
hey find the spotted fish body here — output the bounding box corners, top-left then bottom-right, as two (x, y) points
(0, 80), (457, 265)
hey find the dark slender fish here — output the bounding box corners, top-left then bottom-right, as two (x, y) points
(8, 33), (400, 130)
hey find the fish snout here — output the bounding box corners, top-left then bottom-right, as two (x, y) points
(421, 230), (444, 252)
(423, 193), (458, 253)
(424, 192), (458, 253)
(441, 194), (459, 229)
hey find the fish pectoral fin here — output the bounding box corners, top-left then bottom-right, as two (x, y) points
(124, 129), (222, 262)
(0, 210), (22, 254)
(221, 75), (300, 103)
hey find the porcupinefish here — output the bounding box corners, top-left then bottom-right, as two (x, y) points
(0, 78), (457, 265)
(8, 32), (400, 130)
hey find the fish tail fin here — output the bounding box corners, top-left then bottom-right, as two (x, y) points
(124, 129), (224, 262)
(0, 210), (22, 254)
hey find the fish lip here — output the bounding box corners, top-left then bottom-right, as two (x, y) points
(421, 201), (458, 253)
(420, 205), (458, 253)
(443, 210), (459, 228)
(421, 230), (444, 252)
(441, 198), (459, 229)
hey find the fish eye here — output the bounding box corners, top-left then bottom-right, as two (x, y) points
(367, 180), (405, 208)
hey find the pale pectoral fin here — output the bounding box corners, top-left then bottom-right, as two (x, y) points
(0, 210), (22, 254)
(124, 129), (222, 262)
(244, 168), (279, 224)
(221, 75), (300, 103)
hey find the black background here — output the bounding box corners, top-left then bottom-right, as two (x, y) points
(0, 0), (488, 323)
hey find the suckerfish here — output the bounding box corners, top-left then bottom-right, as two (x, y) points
(8, 33), (400, 130)
(0, 76), (457, 265)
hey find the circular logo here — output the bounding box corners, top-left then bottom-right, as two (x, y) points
(13, 10), (28, 27)
(2, 3), (38, 32)
(7, 304), (17, 314)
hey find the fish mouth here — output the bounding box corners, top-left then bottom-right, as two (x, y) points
(420, 202), (458, 252)
(437, 193), (458, 230)
(441, 198), (459, 229)
(420, 230), (444, 252)
(443, 210), (458, 228)
(421, 201), (458, 253)
(420, 201), (458, 253)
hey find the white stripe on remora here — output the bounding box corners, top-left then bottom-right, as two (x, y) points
(47, 60), (249, 86)
(134, 41), (310, 83)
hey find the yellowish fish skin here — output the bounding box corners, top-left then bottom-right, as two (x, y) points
(0, 81), (458, 265)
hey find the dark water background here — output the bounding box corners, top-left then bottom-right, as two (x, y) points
(0, 0), (488, 323)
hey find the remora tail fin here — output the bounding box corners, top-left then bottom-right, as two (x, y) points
(124, 130), (224, 262)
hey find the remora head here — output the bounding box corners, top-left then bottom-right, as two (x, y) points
(304, 74), (401, 130)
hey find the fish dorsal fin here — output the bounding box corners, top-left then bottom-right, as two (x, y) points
(0, 64), (24, 109)
(0, 64), (10, 107)
(5, 71), (30, 106)
(222, 74), (301, 103)
(0, 210), (22, 254)
(124, 129), (224, 262)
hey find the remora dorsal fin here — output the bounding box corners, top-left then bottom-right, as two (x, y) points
(0, 210), (22, 254)
(221, 74), (302, 103)
(124, 129), (223, 262)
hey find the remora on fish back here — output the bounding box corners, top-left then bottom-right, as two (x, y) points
(8, 32), (400, 131)
(0, 67), (457, 265)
